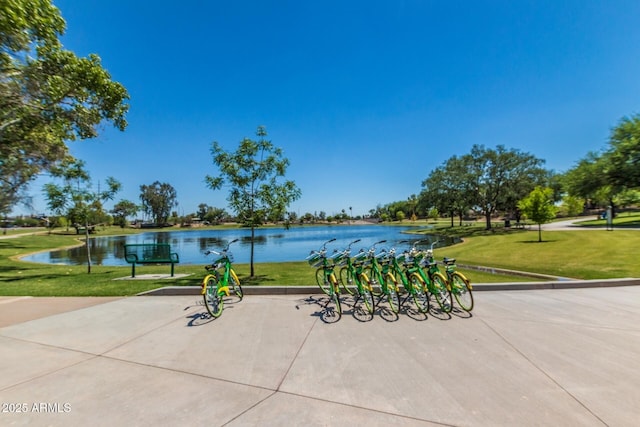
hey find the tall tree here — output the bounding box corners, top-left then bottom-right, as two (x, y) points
(139, 181), (178, 226)
(0, 0), (129, 215)
(421, 155), (475, 226)
(43, 158), (120, 273)
(466, 145), (546, 229)
(562, 151), (618, 212)
(206, 126), (301, 277)
(518, 186), (557, 242)
(111, 199), (138, 227)
(606, 114), (640, 190)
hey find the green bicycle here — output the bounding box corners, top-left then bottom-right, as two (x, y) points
(201, 238), (244, 318)
(388, 242), (430, 313)
(307, 238), (342, 319)
(363, 240), (400, 314)
(404, 240), (452, 313)
(426, 241), (474, 312)
(336, 239), (375, 314)
(442, 257), (474, 311)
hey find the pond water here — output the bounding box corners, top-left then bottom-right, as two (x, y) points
(22, 224), (460, 266)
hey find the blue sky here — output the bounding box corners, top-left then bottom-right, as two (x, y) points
(16, 0), (640, 218)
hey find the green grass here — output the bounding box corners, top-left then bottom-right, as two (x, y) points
(429, 228), (640, 280)
(1, 220), (639, 296)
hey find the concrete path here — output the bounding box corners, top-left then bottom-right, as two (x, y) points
(540, 218), (640, 231)
(1, 287), (639, 426)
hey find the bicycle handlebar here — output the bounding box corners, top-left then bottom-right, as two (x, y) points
(204, 238), (239, 256)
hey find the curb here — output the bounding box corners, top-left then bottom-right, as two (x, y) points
(137, 278), (640, 296)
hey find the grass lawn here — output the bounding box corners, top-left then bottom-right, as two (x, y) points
(422, 213), (640, 280)
(1, 219), (638, 296)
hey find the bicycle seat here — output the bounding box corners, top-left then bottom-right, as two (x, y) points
(443, 257), (456, 264)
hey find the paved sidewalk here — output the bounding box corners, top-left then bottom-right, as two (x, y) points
(1, 287), (639, 426)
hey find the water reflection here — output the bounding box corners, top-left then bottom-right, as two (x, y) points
(23, 225), (460, 266)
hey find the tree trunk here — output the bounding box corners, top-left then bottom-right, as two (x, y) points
(538, 223), (542, 242)
(85, 219), (92, 274)
(485, 212), (492, 229)
(250, 224), (255, 277)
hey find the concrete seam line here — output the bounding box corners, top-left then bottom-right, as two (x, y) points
(478, 318), (608, 425)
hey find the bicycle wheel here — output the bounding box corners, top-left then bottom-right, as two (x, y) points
(330, 275), (342, 318)
(430, 272), (452, 313)
(360, 284), (375, 314)
(338, 266), (356, 296)
(203, 277), (224, 318)
(364, 266), (383, 296)
(451, 272), (474, 311)
(315, 268), (332, 295)
(230, 269), (244, 301)
(385, 273), (400, 313)
(358, 272), (375, 314)
(409, 274), (430, 313)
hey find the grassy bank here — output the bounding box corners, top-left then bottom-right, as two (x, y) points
(418, 215), (640, 280)
(1, 220), (638, 296)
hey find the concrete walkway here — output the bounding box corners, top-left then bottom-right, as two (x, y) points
(1, 286), (639, 426)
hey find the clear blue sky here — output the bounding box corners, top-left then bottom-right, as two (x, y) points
(15, 0), (640, 218)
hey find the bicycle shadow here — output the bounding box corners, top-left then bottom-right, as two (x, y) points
(450, 306), (473, 319)
(183, 300), (215, 326)
(428, 304), (453, 321)
(340, 296), (374, 322)
(295, 295), (342, 324)
(183, 295), (244, 327)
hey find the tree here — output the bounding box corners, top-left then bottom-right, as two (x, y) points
(43, 158), (120, 272)
(562, 152), (618, 213)
(559, 195), (584, 217)
(0, 0), (129, 215)
(466, 145), (547, 229)
(111, 200), (138, 227)
(421, 155), (475, 227)
(518, 186), (557, 242)
(139, 181), (178, 226)
(197, 203), (227, 224)
(606, 114), (640, 190)
(206, 126), (301, 277)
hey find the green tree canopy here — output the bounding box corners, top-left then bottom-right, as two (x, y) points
(206, 126), (301, 276)
(139, 181), (178, 226)
(0, 0), (129, 215)
(606, 114), (640, 190)
(466, 145), (547, 229)
(518, 186), (557, 242)
(111, 199), (139, 227)
(421, 155), (475, 226)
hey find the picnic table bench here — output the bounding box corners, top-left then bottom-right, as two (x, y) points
(124, 243), (179, 278)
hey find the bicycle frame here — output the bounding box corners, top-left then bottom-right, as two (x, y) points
(403, 240), (452, 313)
(336, 239), (375, 314)
(307, 238), (342, 317)
(201, 239), (243, 318)
(201, 239), (238, 296)
(363, 240), (400, 313)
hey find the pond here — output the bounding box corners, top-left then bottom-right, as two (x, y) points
(22, 224), (460, 266)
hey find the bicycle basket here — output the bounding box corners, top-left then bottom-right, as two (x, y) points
(306, 252), (324, 267)
(332, 252), (347, 266)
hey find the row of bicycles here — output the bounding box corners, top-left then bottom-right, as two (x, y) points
(306, 238), (474, 319)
